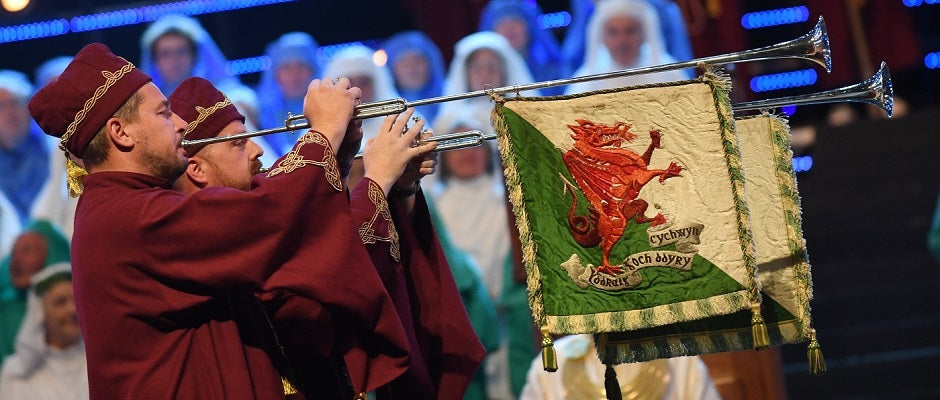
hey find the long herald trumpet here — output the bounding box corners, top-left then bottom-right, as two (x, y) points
(735, 61), (893, 117)
(372, 63), (893, 156)
(183, 17), (831, 149)
(351, 129), (488, 160)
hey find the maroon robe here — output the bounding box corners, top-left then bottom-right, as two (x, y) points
(349, 179), (486, 399)
(71, 131), (409, 399)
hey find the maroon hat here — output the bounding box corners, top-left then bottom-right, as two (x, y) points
(168, 77), (245, 157)
(28, 43), (152, 158)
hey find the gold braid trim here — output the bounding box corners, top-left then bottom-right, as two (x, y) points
(183, 98), (232, 137)
(765, 114), (815, 339)
(358, 180), (400, 262)
(60, 62), (135, 152)
(492, 99), (545, 328)
(266, 130), (342, 191)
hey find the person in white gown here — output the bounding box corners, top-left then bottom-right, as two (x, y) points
(29, 57), (77, 241)
(565, 0), (689, 95)
(429, 111), (524, 398)
(0, 263), (86, 400)
(321, 44), (413, 147)
(437, 31), (536, 138)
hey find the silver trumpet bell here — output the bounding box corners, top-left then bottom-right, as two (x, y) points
(735, 61), (893, 117)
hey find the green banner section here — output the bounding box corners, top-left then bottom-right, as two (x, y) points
(500, 106), (746, 317)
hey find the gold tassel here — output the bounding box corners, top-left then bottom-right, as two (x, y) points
(281, 376), (298, 395)
(540, 326), (557, 372)
(807, 329), (827, 375)
(65, 156), (87, 198)
(750, 305), (770, 350)
(353, 392), (368, 400)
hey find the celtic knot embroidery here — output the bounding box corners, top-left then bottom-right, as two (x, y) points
(266, 130), (342, 191)
(184, 98), (232, 137)
(359, 180), (400, 262)
(60, 62), (135, 151)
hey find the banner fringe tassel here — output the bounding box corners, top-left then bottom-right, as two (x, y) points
(540, 327), (557, 372)
(807, 329), (827, 375)
(751, 306), (770, 350)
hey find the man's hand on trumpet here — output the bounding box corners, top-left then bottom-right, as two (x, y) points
(362, 108), (437, 196)
(303, 76), (361, 153)
(336, 119), (363, 178)
(393, 128), (438, 196)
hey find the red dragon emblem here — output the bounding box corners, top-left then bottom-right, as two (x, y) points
(561, 119), (683, 275)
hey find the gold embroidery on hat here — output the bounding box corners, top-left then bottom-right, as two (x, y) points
(183, 98), (233, 137)
(60, 62), (136, 152)
(358, 180), (400, 262)
(266, 130), (342, 191)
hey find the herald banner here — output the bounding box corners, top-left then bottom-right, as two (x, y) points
(492, 74), (768, 357)
(595, 114), (824, 373)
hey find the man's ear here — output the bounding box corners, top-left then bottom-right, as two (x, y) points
(185, 157), (210, 186)
(104, 117), (135, 150)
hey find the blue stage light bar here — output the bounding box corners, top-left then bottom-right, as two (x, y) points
(315, 41), (365, 66)
(782, 105), (797, 116)
(315, 39), (380, 66)
(903, 0), (940, 7)
(0, 19), (69, 43)
(741, 6), (810, 29)
(749, 69), (818, 92)
(226, 39), (383, 76)
(0, 0), (295, 44)
(226, 55), (271, 76)
(71, 0), (295, 32)
(925, 52), (940, 69)
(793, 155), (813, 173)
(537, 11), (572, 30)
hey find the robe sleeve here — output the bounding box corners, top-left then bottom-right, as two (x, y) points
(348, 178), (439, 398)
(390, 190), (487, 399)
(133, 130), (410, 396)
(134, 129), (347, 292)
(349, 178), (400, 265)
(347, 181), (486, 398)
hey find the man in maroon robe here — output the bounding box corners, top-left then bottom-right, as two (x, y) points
(169, 77), (486, 399)
(27, 43), (414, 399)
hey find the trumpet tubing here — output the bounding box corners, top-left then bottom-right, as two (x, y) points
(734, 61), (893, 117)
(183, 17), (832, 149)
(407, 65), (893, 155)
(351, 129), (487, 159)
(253, 63), (894, 165)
